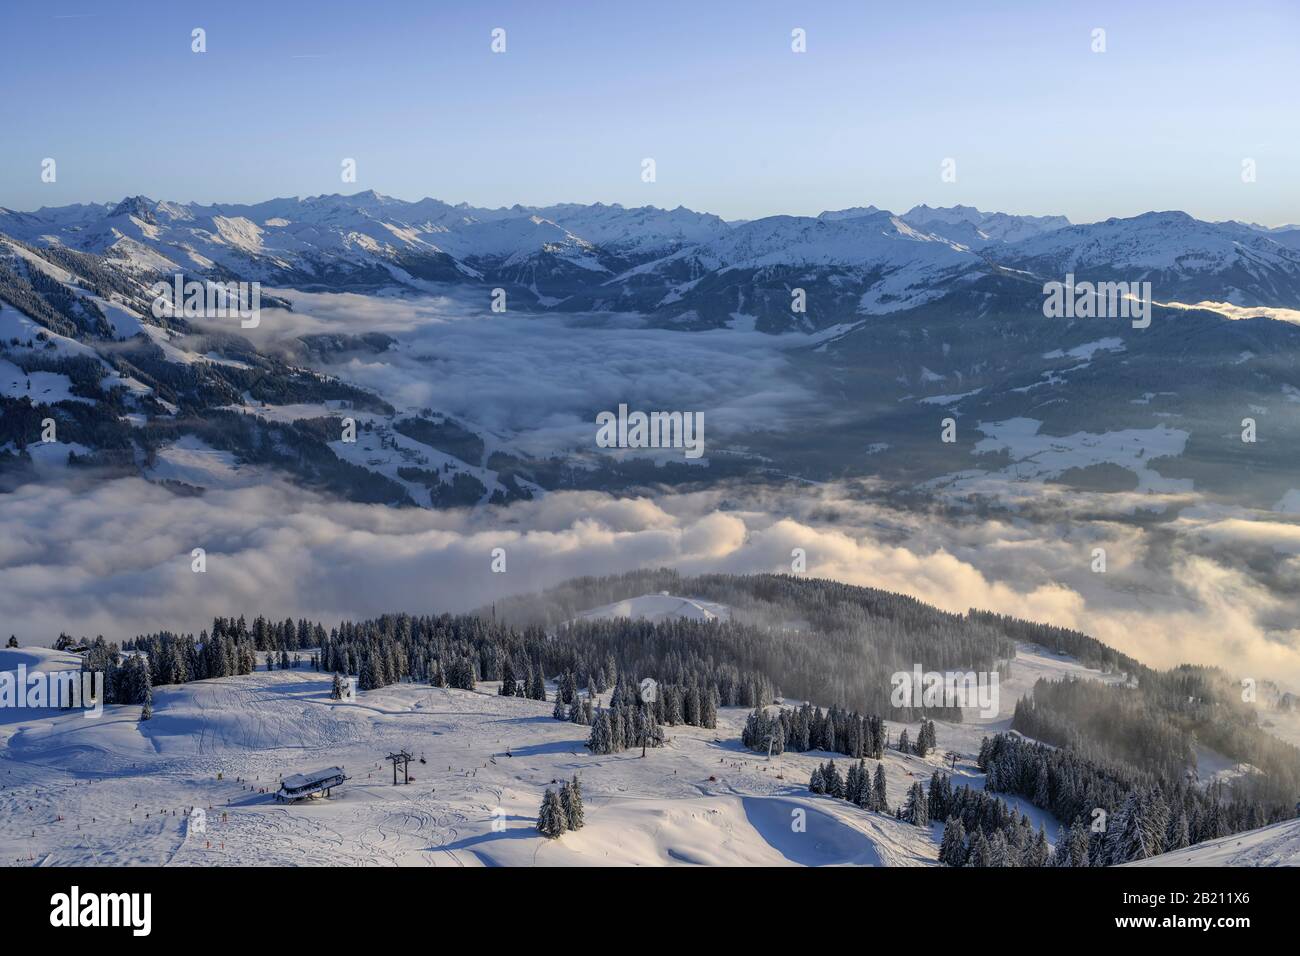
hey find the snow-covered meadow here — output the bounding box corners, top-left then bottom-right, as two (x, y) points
(5, 615), (1214, 869)
(0, 644), (941, 867)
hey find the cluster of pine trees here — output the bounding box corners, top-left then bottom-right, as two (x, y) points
(898, 720), (938, 758)
(1012, 678), (1194, 782)
(557, 618), (775, 711)
(1013, 674), (1300, 806)
(114, 613), (589, 703)
(87, 629), (255, 703)
(552, 692), (594, 725)
(121, 616), (326, 687)
(496, 657), (548, 700)
(823, 735), (1299, 868)
(742, 703), (938, 763)
(937, 817), (1052, 867)
(585, 681), (666, 755)
(490, 570), (1020, 719)
(926, 772), (1052, 866)
(809, 758), (890, 813)
(265, 650), (304, 670)
(305, 615), (544, 693)
(644, 678), (719, 728)
(743, 703), (888, 758)
(804, 757), (1057, 867)
(69, 641), (155, 719)
(536, 776), (585, 838)
(549, 671), (594, 723)
(979, 733), (1295, 866)
(556, 668), (721, 727)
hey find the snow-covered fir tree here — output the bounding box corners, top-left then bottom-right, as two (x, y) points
(537, 788), (568, 839)
(939, 817), (967, 866)
(586, 709), (614, 755)
(559, 775), (584, 830)
(966, 830), (991, 867)
(904, 781), (929, 827)
(809, 765), (826, 794)
(824, 760), (845, 799)
(872, 763), (888, 813)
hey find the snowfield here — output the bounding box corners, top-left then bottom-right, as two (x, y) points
(571, 593), (733, 624)
(0, 359), (88, 405)
(936, 417), (1193, 496)
(0, 649), (942, 867)
(143, 435), (264, 489)
(1122, 817), (1300, 867)
(2, 641), (1292, 867)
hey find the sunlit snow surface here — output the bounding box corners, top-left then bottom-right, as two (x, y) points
(571, 593), (732, 624)
(1123, 817), (1300, 867)
(11, 638), (1290, 868)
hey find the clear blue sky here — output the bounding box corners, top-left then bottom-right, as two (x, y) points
(3, 0), (1297, 224)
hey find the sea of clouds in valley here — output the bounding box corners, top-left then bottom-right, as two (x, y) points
(5, 290), (1299, 690)
(3, 471), (1299, 689)
(232, 290), (828, 456)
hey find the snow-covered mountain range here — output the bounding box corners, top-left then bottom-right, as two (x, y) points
(5, 193), (1299, 330)
(5, 191), (1300, 514)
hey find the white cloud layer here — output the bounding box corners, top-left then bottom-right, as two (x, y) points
(3, 474), (1299, 689)
(236, 291), (826, 455)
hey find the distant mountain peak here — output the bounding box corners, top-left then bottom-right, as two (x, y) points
(906, 202), (981, 217)
(900, 204), (1071, 246)
(818, 205), (884, 222)
(109, 195), (158, 221)
(1113, 209), (1197, 226)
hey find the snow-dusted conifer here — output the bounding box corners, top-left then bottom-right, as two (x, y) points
(939, 817), (966, 866)
(809, 766), (826, 794)
(1167, 810), (1190, 851)
(872, 763), (888, 813)
(537, 788), (567, 838)
(560, 775), (585, 830)
(904, 781), (929, 826)
(824, 760), (845, 799)
(1067, 819), (1091, 867)
(1029, 825), (1050, 867)
(586, 709), (613, 755)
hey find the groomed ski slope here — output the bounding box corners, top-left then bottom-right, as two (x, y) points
(4, 637), (1287, 866)
(0, 647), (943, 867)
